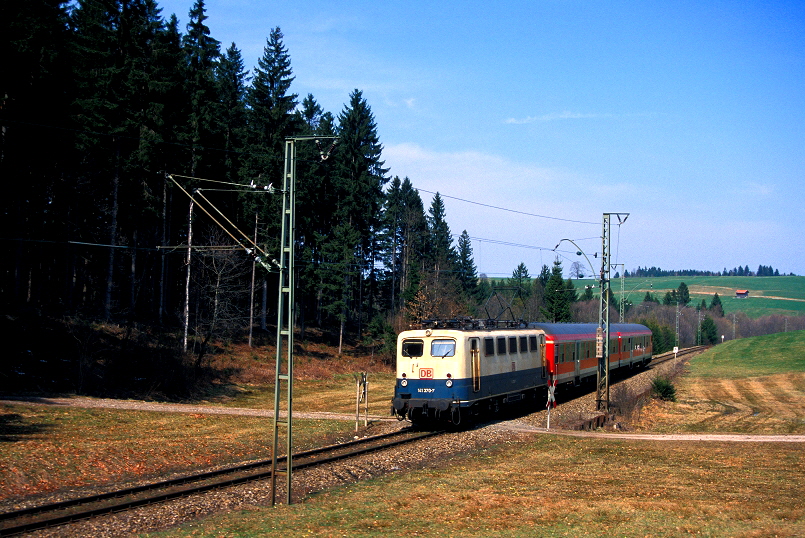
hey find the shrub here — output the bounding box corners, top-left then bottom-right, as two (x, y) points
(651, 377), (677, 401)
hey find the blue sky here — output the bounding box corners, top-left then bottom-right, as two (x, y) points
(158, 0), (805, 277)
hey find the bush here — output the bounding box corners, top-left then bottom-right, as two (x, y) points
(651, 377), (677, 401)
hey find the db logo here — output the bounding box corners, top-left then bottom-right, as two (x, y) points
(419, 368), (434, 379)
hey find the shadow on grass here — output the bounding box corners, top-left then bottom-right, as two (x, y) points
(0, 413), (52, 442)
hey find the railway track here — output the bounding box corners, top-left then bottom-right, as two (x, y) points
(0, 428), (444, 536)
(647, 345), (708, 368)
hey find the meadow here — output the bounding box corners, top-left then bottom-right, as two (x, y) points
(3, 331), (804, 536)
(572, 275), (805, 317)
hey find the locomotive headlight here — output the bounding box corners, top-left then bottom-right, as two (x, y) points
(400, 379), (408, 387)
(445, 379), (453, 388)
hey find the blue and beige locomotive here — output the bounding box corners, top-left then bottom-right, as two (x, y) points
(392, 319), (652, 425)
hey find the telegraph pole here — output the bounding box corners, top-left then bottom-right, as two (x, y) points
(596, 213), (629, 411)
(270, 136), (336, 506)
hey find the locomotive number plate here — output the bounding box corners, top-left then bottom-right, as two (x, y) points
(420, 368), (434, 379)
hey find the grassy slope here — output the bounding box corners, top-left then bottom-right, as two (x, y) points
(636, 330), (805, 435)
(497, 275), (805, 317)
(688, 329), (805, 378)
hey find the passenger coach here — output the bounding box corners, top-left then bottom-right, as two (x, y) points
(392, 320), (652, 424)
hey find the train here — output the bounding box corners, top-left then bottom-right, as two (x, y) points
(391, 319), (653, 425)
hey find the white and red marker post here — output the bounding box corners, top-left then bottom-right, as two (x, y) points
(546, 375), (557, 430)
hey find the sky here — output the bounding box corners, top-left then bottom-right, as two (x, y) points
(157, 0), (805, 278)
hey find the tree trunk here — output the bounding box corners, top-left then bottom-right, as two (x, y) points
(104, 141), (120, 320)
(182, 198), (194, 351)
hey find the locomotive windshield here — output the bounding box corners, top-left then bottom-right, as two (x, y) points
(431, 339), (456, 357)
(401, 339), (424, 357)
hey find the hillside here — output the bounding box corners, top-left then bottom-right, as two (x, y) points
(568, 275), (805, 318)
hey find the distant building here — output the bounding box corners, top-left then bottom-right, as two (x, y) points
(736, 289), (749, 298)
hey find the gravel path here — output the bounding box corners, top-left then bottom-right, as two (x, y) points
(0, 396), (396, 422)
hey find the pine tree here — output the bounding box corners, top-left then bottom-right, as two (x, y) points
(509, 262), (531, 296)
(427, 192), (456, 278)
(321, 89), (388, 341)
(563, 278), (578, 303)
(215, 42), (248, 185)
(243, 27), (297, 185)
(709, 292), (723, 317)
(456, 230), (478, 297)
(396, 178), (428, 311)
(541, 258), (572, 322)
(677, 282), (690, 305)
(182, 0), (220, 176)
(701, 316), (718, 344)
(538, 264), (551, 288)
(1, 0), (73, 310)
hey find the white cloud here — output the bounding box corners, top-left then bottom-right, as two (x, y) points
(504, 111), (615, 124)
(740, 181), (774, 197)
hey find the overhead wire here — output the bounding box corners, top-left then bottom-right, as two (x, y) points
(417, 188), (599, 225)
(167, 175), (276, 269)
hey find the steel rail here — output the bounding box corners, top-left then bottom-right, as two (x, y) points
(0, 428), (444, 536)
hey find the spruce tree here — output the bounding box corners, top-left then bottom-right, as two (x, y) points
(456, 230), (478, 297)
(677, 282), (690, 305)
(538, 264), (551, 288)
(426, 192), (456, 278)
(541, 258), (571, 322)
(244, 27), (297, 185)
(701, 316), (718, 344)
(709, 292), (723, 317)
(321, 89), (388, 339)
(1, 0), (73, 311)
(509, 262), (531, 298)
(182, 0), (220, 176)
(215, 42), (248, 185)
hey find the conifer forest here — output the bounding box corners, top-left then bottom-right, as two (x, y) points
(3, 1), (797, 396)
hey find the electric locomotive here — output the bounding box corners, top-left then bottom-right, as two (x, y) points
(391, 320), (652, 425)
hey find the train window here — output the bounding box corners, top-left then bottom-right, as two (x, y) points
(431, 339), (456, 357)
(529, 335), (537, 351)
(401, 339), (424, 357)
(484, 337), (495, 356)
(508, 336), (517, 354)
(519, 336), (527, 352)
(497, 337), (507, 355)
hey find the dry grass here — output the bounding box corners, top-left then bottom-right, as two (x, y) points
(210, 328), (395, 387)
(214, 373), (397, 417)
(0, 404), (362, 503)
(154, 436), (805, 537)
(633, 371), (805, 434)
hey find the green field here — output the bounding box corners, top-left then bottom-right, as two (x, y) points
(568, 275), (805, 318)
(687, 329), (805, 378)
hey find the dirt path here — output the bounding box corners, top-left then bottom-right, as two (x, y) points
(494, 420), (805, 442)
(4, 395), (803, 443)
(0, 396), (396, 422)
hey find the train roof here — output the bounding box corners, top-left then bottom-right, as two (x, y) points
(412, 319), (651, 335)
(527, 322), (651, 335)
